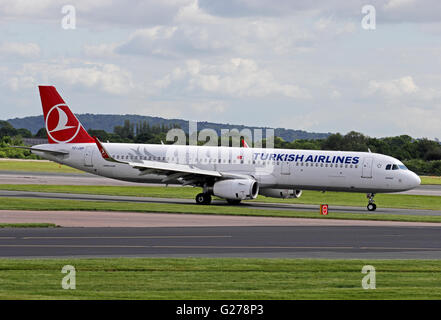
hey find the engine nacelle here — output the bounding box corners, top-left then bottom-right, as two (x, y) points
(259, 188), (302, 199)
(212, 179), (259, 200)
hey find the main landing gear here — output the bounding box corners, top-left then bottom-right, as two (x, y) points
(366, 193), (376, 211)
(195, 193), (212, 205)
(195, 193), (242, 205)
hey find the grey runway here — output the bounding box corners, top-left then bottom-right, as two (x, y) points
(1, 226), (441, 259)
(1, 171), (440, 196)
(1, 189), (440, 216)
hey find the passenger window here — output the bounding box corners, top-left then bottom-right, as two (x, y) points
(385, 164), (391, 170)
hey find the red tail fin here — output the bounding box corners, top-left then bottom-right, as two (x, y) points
(38, 86), (94, 144)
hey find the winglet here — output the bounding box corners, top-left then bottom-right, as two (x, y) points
(241, 138), (249, 148)
(93, 136), (112, 161)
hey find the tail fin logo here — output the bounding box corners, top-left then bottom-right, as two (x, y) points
(45, 104), (81, 143)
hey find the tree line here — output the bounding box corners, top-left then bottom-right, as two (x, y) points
(1, 119), (440, 175)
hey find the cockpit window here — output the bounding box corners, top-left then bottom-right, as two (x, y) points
(386, 163), (406, 170)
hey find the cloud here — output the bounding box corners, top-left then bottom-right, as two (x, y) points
(190, 100), (227, 114)
(157, 58), (310, 99)
(198, 0), (441, 24)
(115, 14), (317, 59)
(0, 0), (193, 27)
(83, 43), (119, 58)
(7, 60), (134, 95)
(198, 0), (321, 18)
(2, 0), (441, 30)
(0, 42), (40, 58)
(368, 76), (419, 97)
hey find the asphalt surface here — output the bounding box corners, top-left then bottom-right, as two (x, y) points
(1, 226), (441, 259)
(1, 169), (440, 259)
(1, 189), (440, 216)
(2, 210), (437, 227)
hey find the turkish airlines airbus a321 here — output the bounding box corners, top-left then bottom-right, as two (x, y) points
(19, 86), (421, 211)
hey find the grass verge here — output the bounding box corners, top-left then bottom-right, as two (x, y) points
(0, 160), (82, 174)
(1, 184), (440, 211)
(0, 258), (441, 299)
(0, 223), (57, 228)
(421, 176), (441, 185)
(1, 197), (441, 223)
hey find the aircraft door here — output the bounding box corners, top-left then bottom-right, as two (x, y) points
(84, 146), (94, 167)
(186, 146), (197, 165)
(362, 157), (373, 178)
(281, 161), (290, 175)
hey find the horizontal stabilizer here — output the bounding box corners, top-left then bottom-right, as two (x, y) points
(9, 145), (69, 156)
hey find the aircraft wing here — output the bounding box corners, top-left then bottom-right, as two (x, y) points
(93, 136), (226, 184)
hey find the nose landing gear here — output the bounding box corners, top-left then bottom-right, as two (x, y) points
(366, 193), (376, 211)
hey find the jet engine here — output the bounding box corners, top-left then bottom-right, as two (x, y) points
(212, 179), (259, 200)
(259, 188), (302, 199)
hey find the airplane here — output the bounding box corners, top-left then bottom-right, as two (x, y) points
(18, 86), (421, 211)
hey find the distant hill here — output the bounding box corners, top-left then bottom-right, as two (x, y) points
(6, 114), (331, 142)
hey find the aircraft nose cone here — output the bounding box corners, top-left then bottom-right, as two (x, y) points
(415, 174), (421, 186)
(411, 172), (421, 187)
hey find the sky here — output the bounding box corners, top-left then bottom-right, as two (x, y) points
(0, 0), (440, 139)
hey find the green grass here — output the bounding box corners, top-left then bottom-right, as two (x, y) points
(1, 197), (441, 223)
(0, 223), (57, 228)
(1, 184), (440, 211)
(421, 176), (441, 185)
(0, 258), (441, 299)
(0, 160), (82, 173)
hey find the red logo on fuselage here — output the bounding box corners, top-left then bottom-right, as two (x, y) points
(45, 104), (81, 143)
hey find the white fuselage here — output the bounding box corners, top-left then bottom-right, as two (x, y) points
(34, 142), (421, 194)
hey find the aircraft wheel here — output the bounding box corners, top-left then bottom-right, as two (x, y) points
(227, 199), (241, 205)
(195, 193), (211, 205)
(367, 203), (377, 211)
